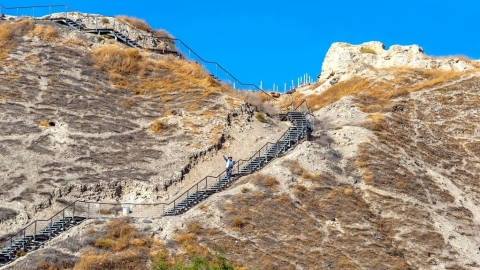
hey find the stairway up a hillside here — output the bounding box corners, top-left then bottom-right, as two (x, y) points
(162, 109), (313, 216)
(0, 103), (312, 267)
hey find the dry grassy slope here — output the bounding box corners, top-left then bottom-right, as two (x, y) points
(2, 18), (480, 270)
(148, 72), (480, 269)
(0, 19), (262, 238)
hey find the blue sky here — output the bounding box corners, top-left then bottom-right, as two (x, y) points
(2, 0), (479, 91)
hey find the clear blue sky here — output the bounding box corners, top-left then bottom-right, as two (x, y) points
(2, 0), (479, 91)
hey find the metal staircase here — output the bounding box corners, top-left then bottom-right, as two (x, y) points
(162, 100), (314, 216)
(0, 203), (85, 265)
(0, 101), (313, 266)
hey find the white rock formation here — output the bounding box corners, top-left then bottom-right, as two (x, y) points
(316, 41), (475, 88)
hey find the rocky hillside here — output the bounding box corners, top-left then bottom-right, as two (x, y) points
(2, 14), (480, 270)
(0, 17), (282, 238)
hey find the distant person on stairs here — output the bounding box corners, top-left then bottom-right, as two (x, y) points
(223, 153), (234, 181)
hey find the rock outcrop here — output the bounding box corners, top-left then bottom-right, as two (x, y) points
(318, 41), (476, 85)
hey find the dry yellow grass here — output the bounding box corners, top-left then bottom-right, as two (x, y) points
(92, 45), (142, 75)
(30, 25), (58, 41)
(39, 121), (51, 128)
(151, 119), (167, 133)
(24, 54), (40, 66)
(91, 46), (230, 98)
(279, 91), (305, 108)
(307, 67), (466, 113)
(209, 124), (223, 143)
(307, 77), (370, 111)
(0, 19), (34, 59)
(154, 29), (174, 39)
(75, 218), (239, 269)
(360, 47), (377, 54)
(184, 103), (200, 111)
(117, 16), (152, 31)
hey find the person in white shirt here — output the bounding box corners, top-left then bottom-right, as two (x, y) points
(223, 154), (234, 181)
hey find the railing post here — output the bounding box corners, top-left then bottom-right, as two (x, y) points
(95, 16), (98, 31)
(258, 150), (260, 169)
(9, 238), (12, 259)
(32, 7), (35, 19)
(196, 183), (198, 203)
(49, 218), (52, 240)
(72, 201), (75, 221)
(34, 221), (37, 241)
(23, 228), (26, 251)
(173, 200), (176, 214)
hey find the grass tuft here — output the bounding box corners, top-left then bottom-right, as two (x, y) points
(360, 47), (377, 54)
(255, 112), (268, 123)
(151, 119), (167, 133)
(117, 16), (152, 31)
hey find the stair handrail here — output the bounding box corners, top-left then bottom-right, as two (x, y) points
(280, 99), (309, 120)
(0, 4), (274, 100)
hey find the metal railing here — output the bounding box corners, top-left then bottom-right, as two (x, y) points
(0, 4), (274, 98)
(0, 99), (313, 263)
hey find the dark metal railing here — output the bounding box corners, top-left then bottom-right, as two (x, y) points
(0, 102), (312, 264)
(0, 4), (274, 99)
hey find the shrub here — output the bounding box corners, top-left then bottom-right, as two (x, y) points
(173, 232), (197, 245)
(100, 18), (110, 25)
(15, 250), (26, 257)
(254, 174), (278, 189)
(230, 216), (245, 229)
(94, 238), (115, 249)
(241, 187), (250, 193)
(293, 185), (308, 198)
(186, 221), (202, 234)
(255, 112), (268, 123)
(42, 26), (57, 41)
(151, 119), (167, 133)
